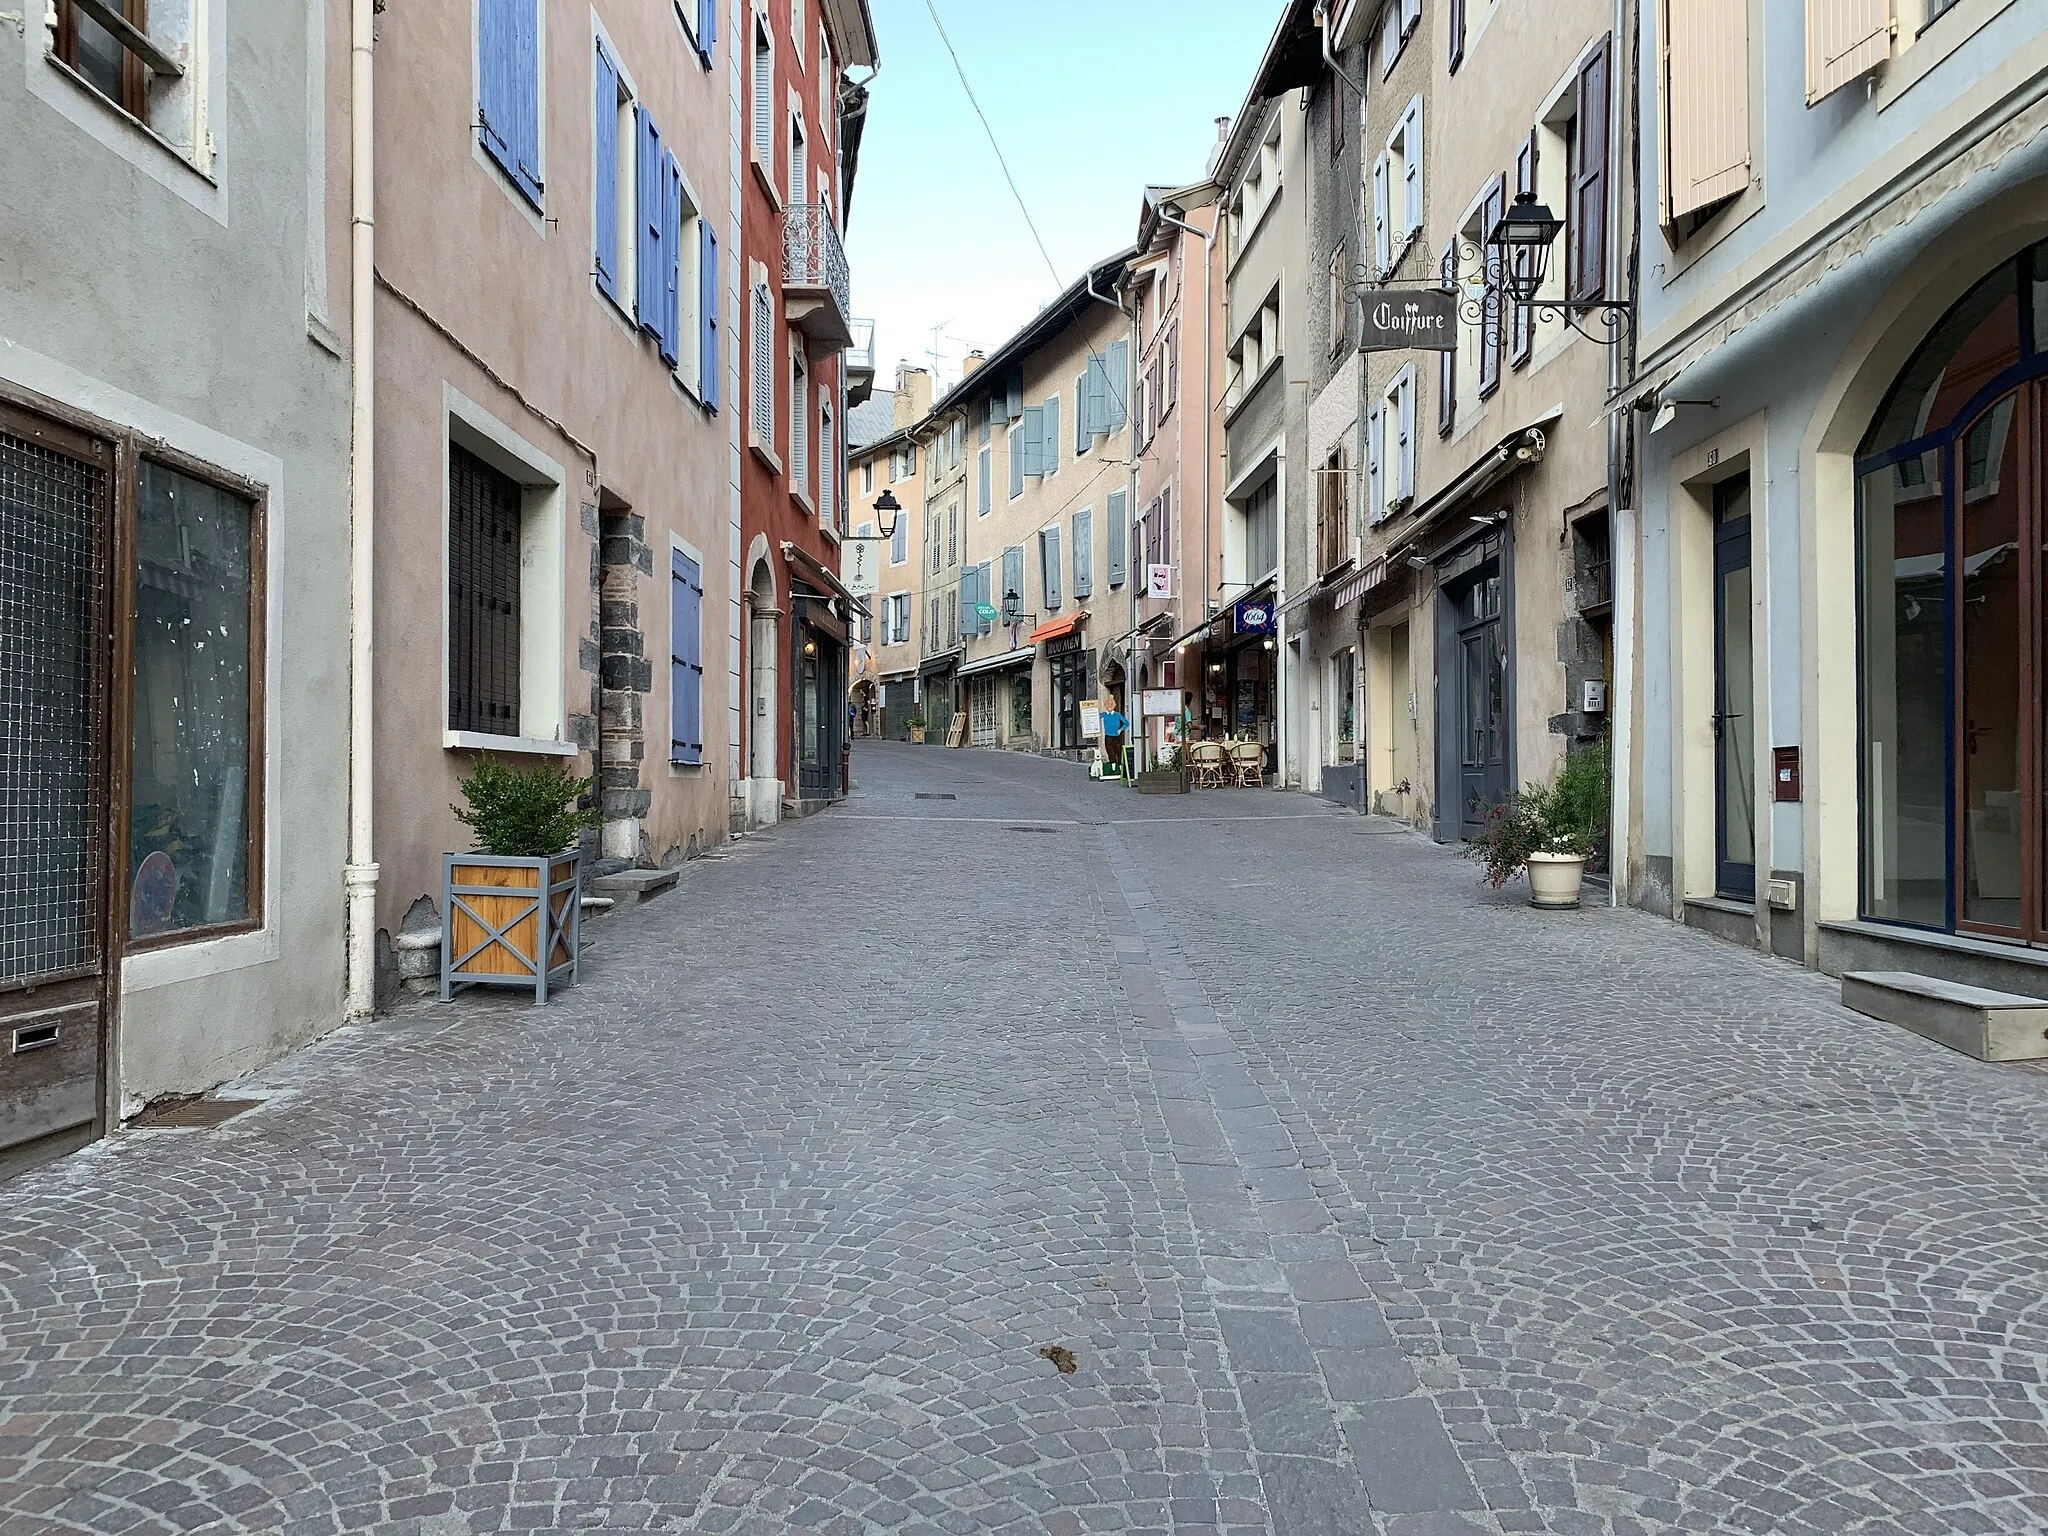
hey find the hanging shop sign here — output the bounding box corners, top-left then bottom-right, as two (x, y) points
(1145, 564), (1174, 599)
(840, 536), (883, 597)
(1233, 597), (1277, 635)
(974, 601), (999, 624)
(1358, 290), (1458, 352)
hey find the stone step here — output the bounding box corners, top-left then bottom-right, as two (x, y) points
(587, 868), (679, 904)
(1841, 970), (2048, 1063)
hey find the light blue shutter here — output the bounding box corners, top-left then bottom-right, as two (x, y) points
(1043, 397), (1060, 474)
(659, 151), (683, 365)
(978, 446), (990, 517)
(1042, 528), (1062, 609)
(979, 397), (993, 444)
(512, 0), (541, 202)
(1372, 155), (1390, 272)
(1403, 100), (1424, 235)
(671, 548), (704, 764)
(1396, 373), (1415, 498)
(1006, 370), (1023, 421)
(696, 0), (716, 65)
(635, 105), (663, 331)
(700, 221), (720, 408)
(1003, 544), (1025, 616)
(478, 1), (528, 193)
(1020, 407), (1043, 477)
(1107, 489), (1127, 588)
(593, 42), (619, 298)
(1367, 400), (1384, 522)
(1075, 375), (1090, 453)
(1104, 341), (1129, 427)
(1072, 509), (1093, 598)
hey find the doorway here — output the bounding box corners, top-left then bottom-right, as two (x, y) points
(1448, 556), (1508, 835)
(1713, 476), (1756, 901)
(0, 407), (113, 1173)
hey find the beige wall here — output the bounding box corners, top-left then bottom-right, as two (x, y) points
(849, 432), (927, 691)
(373, 0), (732, 929)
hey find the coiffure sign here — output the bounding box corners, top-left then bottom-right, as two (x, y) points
(1359, 291), (1457, 352)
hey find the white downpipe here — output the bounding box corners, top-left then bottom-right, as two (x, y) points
(344, 0), (379, 1019)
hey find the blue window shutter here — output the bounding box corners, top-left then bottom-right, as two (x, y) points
(1042, 528), (1062, 609)
(1006, 370), (1023, 422)
(697, 0), (716, 65)
(1003, 544), (1024, 614)
(512, 0), (541, 201)
(1020, 407), (1043, 477)
(1397, 373), (1415, 498)
(978, 446), (990, 516)
(636, 106), (663, 333)
(700, 222), (720, 408)
(671, 548), (704, 764)
(1075, 374), (1090, 453)
(1104, 341), (1129, 427)
(1072, 509), (1092, 598)
(1367, 401), (1384, 520)
(659, 151), (683, 365)
(1009, 432), (1023, 498)
(1107, 488), (1127, 588)
(593, 41), (619, 298)
(478, 1), (513, 175)
(1043, 397), (1059, 474)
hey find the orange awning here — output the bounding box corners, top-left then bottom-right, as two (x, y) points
(1029, 610), (1087, 646)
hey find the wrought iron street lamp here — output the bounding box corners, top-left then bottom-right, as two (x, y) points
(1001, 588), (1022, 626)
(871, 488), (903, 539)
(1480, 190), (1633, 345)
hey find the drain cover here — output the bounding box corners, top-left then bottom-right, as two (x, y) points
(134, 1097), (263, 1129)
(1005, 826), (1060, 835)
(914, 793), (957, 800)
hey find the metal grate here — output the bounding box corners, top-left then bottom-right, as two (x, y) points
(447, 445), (522, 736)
(0, 429), (106, 984)
(132, 1096), (262, 1129)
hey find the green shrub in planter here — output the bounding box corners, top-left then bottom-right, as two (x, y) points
(453, 756), (603, 857)
(1468, 745), (1610, 889)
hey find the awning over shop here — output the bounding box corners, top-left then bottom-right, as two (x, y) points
(1333, 558), (1386, 611)
(918, 647), (962, 677)
(1028, 610), (1087, 645)
(957, 645), (1035, 679)
(1164, 577), (1275, 652)
(1276, 561), (1353, 620)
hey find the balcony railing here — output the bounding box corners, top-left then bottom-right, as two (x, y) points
(847, 318), (876, 375)
(783, 203), (852, 353)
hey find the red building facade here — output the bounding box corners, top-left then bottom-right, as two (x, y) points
(736, 0), (876, 826)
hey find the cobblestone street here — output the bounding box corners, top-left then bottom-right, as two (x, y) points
(3, 742), (2046, 1536)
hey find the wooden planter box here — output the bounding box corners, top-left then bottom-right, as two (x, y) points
(441, 850), (582, 1003)
(1135, 768), (1190, 795)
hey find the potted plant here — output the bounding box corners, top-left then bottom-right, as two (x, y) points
(1469, 747), (1609, 909)
(442, 757), (603, 1002)
(906, 711), (927, 745)
(1135, 740), (1190, 795)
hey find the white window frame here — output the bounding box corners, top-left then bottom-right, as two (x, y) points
(750, 13), (775, 184)
(748, 263), (777, 459)
(788, 105), (808, 209)
(790, 345), (811, 503)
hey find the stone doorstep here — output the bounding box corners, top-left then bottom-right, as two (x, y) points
(587, 867), (680, 903)
(1841, 970), (2048, 1063)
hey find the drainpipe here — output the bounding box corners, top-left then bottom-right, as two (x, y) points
(1605, 0), (1639, 911)
(343, 0), (378, 1019)
(1313, 0), (1369, 99)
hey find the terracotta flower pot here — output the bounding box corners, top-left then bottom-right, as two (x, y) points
(1526, 851), (1586, 910)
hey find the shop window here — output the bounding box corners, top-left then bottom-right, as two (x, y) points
(130, 461), (258, 940)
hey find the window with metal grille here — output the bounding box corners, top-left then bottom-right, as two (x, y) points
(447, 445), (523, 736)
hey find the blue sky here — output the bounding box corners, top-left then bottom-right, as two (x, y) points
(843, 0), (1283, 396)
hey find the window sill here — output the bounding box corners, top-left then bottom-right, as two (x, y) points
(750, 157), (784, 211)
(750, 441), (785, 475)
(668, 758), (709, 774)
(1877, 0), (2016, 113)
(790, 485), (817, 516)
(45, 53), (215, 184)
(444, 731), (579, 758)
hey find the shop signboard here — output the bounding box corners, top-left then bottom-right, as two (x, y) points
(1141, 689), (1180, 716)
(841, 536), (883, 598)
(1358, 290), (1457, 352)
(1145, 564), (1173, 599)
(1234, 597), (1277, 635)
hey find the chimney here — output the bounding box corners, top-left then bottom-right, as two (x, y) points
(893, 365), (934, 427)
(960, 350), (986, 377)
(1206, 115), (1232, 177)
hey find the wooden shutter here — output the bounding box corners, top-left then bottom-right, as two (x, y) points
(1448, 0), (1465, 71)
(1044, 397), (1060, 474)
(1401, 100), (1423, 235)
(1021, 406), (1043, 477)
(1006, 369), (1024, 422)
(1165, 324), (1178, 409)
(978, 446), (990, 516)
(696, 0), (716, 64)
(751, 283), (773, 438)
(1437, 241), (1457, 437)
(1806, 0), (1890, 105)
(1075, 373), (1091, 452)
(700, 222), (720, 408)
(1316, 462), (1335, 572)
(1072, 508), (1093, 598)
(478, 0), (513, 164)
(1003, 544), (1025, 612)
(1478, 175), (1505, 399)
(1371, 154), (1390, 273)
(511, 0), (541, 199)
(1042, 527), (1062, 609)
(593, 42), (620, 299)
(790, 121), (807, 207)
(820, 404), (835, 528)
(660, 152), (683, 365)
(1159, 485), (1173, 566)
(1511, 131), (1537, 368)
(1009, 425), (1025, 497)
(1107, 489), (1128, 588)
(635, 105), (663, 332)
(1570, 35), (1610, 304)
(1366, 401), (1383, 523)
(1662, 0), (1750, 221)
(1396, 372), (1415, 499)
(1105, 341), (1129, 427)
(671, 548), (703, 764)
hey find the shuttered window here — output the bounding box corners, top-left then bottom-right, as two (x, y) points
(1478, 176), (1506, 399)
(1107, 489), (1128, 590)
(1437, 241), (1457, 436)
(1075, 373), (1092, 452)
(700, 221), (720, 408)
(659, 151), (684, 365)
(1806, 0), (1890, 105)
(634, 106), (663, 333)
(751, 281), (774, 445)
(448, 444), (523, 736)
(479, 0), (543, 207)
(671, 548), (703, 765)
(1159, 486), (1173, 566)
(1042, 396), (1061, 475)
(1371, 154), (1390, 274)
(978, 446), (990, 516)
(790, 116), (807, 208)
(751, 20), (774, 168)
(1399, 98), (1423, 236)
(1393, 368), (1415, 500)
(1570, 36), (1610, 304)
(1661, 0), (1750, 221)
(819, 400), (835, 529)
(694, 0), (716, 66)
(791, 355), (810, 497)
(1003, 544), (1025, 617)
(1366, 401), (1384, 525)
(593, 40), (621, 299)
(1020, 407), (1043, 478)
(1104, 342), (1129, 427)
(1040, 527), (1062, 610)
(1072, 508), (1093, 599)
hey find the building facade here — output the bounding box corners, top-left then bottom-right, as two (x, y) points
(1626, 0), (2048, 986)
(0, 0), (351, 1173)
(736, 0), (878, 827)
(942, 256), (1137, 757)
(845, 369), (934, 739)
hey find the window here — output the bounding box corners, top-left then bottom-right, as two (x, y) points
(1372, 98), (1423, 279)
(130, 460), (259, 939)
(883, 592), (910, 646)
(1226, 291), (1282, 413)
(1658, 0), (1749, 229)
(978, 445), (991, 517)
(791, 0), (804, 50)
(1457, 179), (1507, 407)
(791, 353), (810, 497)
(478, 0), (544, 207)
(1380, 0), (1418, 76)
(751, 16), (774, 176)
(1568, 37), (1610, 304)
(1107, 489), (1128, 588)
(947, 505), (958, 565)
(946, 590), (958, 649)
(1072, 508), (1093, 599)
(670, 546), (704, 765)
(448, 444), (524, 737)
(57, 0), (153, 119)
(1437, 240), (1458, 436)
(927, 511), (940, 575)
(1330, 246), (1349, 354)
(749, 275), (775, 450)
(1237, 477), (1278, 584)
(1328, 78), (1345, 160)
(675, 0), (716, 68)
(789, 113), (808, 208)
(890, 511), (907, 565)
(1385, 366), (1416, 510)
(862, 459), (874, 495)
(819, 398), (835, 529)
(1008, 422), (1024, 499)
(1317, 445), (1350, 573)
(1040, 526), (1063, 610)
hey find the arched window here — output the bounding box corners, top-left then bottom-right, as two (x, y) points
(1858, 240), (2048, 936)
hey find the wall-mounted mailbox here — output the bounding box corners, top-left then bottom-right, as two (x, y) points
(1774, 746), (1801, 802)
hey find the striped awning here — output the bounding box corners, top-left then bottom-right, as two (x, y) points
(1332, 558), (1387, 610)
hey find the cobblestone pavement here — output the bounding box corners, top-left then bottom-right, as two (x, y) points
(3, 743), (2046, 1536)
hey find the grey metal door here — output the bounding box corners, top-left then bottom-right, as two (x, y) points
(0, 406), (112, 1172)
(1455, 563), (1508, 833)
